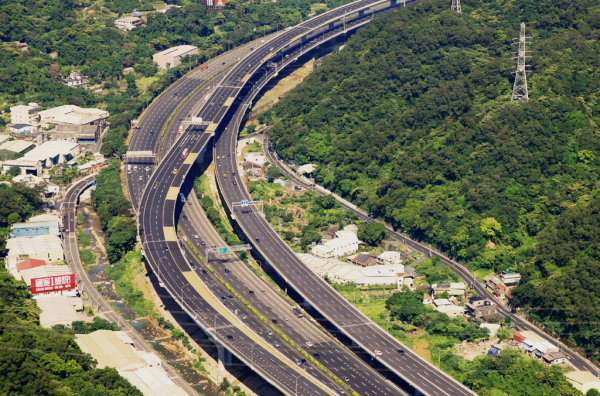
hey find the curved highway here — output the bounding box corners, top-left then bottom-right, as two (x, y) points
(178, 186), (407, 395)
(137, 0), (475, 394)
(125, 10), (412, 396)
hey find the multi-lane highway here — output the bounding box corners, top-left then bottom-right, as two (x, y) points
(124, 8), (415, 396)
(177, 185), (408, 395)
(133, 0), (477, 394)
(61, 176), (196, 395)
(127, 36), (281, 208)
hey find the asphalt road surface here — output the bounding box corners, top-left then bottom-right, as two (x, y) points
(136, 0), (477, 394)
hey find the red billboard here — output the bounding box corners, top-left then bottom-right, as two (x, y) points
(30, 274), (75, 294)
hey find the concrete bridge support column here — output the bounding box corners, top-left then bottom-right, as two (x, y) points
(216, 344), (233, 369)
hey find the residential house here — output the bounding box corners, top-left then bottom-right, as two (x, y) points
(485, 275), (507, 299)
(61, 71), (90, 88)
(431, 282), (467, 298)
(397, 273), (415, 291)
(422, 293), (433, 305)
(378, 251), (403, 266)
(465, 296), (498, 319)
(432, 298), (465, 318)
(499, 270), (521, 286)
(114, 16), (142, 31)
(542, 351), (567, 365)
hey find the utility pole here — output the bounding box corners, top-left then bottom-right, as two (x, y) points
(451, 0), (461, 13)
(511, 22), (531, 102)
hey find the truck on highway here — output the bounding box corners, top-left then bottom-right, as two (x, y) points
(291, 306), (304, 318)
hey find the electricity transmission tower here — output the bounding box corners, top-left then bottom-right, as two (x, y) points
(511, 22), (531, 102)
(451, 0), (461, 13)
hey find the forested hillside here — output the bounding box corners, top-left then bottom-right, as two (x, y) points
(0, 0), (347, 153)
(265, 0), (600, 360)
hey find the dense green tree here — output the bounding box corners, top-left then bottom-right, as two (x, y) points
(386, 290), (427, 323)
(7, 166), (21, 177)
(358, 222), (386, 246)
(265, 165), (283, 182)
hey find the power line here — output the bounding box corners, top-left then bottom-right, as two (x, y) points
(511, 22), (531, 102)
(451, 0), (461, 13)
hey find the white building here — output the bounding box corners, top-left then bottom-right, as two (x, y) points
(5, 234), (64, 276)
(10, 102), (39, 125)
(114, 16), (142, 31)
(152, 45), (199, 70)
(565, 371), (600, 394)
(38, 105), (108, 128)
(0, 140), (34, 155)
(3, 140), (80, 176)
(378, 251), (403, 266)
(298, 253), (407, 287)
(433, 298), (465, 318)
(11, 214), (61, 238)
(311, 230), (359, 258)
(9, 123), (35, 135)
(431, 282), (467, 297)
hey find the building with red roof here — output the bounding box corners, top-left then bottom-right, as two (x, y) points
(16, 258), (47, 273)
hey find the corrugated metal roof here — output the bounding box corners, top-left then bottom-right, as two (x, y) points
(76, 330), (145, 369)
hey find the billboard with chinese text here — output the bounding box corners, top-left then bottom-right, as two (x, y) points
(30, 274), (75, 294)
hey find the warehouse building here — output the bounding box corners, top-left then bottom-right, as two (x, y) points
(5, 234), (64, 276)
(11, 214), (60, 238)
(10, 102), (40, 125)
(3, 140), (80, 176)
(38, 105), (109, 143)
(0, 139), (34, 156)
(153, 45), (199, 70)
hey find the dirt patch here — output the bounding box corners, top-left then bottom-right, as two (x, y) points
(455, 339), (512, 360)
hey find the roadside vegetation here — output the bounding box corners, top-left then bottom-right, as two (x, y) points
(0, 182), (43, 256)
(0, 267), (141, 395)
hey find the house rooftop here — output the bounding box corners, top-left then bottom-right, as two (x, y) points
(11, 123), (33, 129)
(16, 258), (47, 273)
